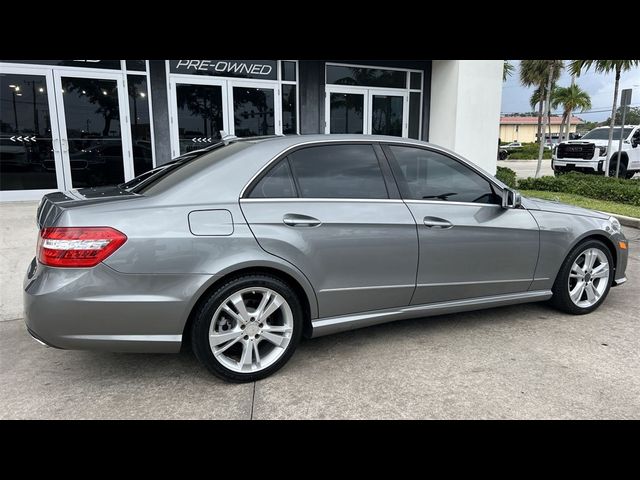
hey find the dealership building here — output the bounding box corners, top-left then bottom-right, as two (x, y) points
(0, 60), (503, 201)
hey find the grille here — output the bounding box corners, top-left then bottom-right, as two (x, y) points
(556, 143), (596, 160)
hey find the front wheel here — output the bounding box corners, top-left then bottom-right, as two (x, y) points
(550, 240), (613, 315)
(191, 274), (303, 382)
(608, 158), (627, 178)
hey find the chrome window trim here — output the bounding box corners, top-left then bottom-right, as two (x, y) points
(240, 198), (405, 203)
(404, 199), (502, 208)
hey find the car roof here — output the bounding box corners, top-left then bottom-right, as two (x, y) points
(231, 133), (429, 147)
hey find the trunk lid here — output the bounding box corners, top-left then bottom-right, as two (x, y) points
(36, 186), (139, 228)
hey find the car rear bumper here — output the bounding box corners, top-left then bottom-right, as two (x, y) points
(23, 258), (213, 353)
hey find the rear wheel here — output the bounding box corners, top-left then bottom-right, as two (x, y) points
(551, 240), (613, 315)
(191, 274), (303, 382)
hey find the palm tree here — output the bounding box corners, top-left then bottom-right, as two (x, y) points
(520, 60), (563, 177)
(570, 60), (640, 176)
(551, 85), (591, 142)
(503, 61), (515, 82)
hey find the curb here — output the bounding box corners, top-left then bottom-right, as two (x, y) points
(599, 211), (640, 229)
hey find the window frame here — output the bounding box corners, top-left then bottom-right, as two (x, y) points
(380, 143), (504, 207)
(242, 141), (400, 200)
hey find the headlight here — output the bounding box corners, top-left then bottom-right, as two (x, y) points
(608, 216), (621, 233)
(598, 146), (607, 157)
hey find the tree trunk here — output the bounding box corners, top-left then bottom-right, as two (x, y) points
(536, 64), (554, 178)
(558, 111), (567, 144)
(605, 67), (621, 177)
(536, 98), (543, 146)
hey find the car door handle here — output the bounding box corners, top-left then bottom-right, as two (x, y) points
(423, 217), (453, 229)
(283, 214), (322, 227)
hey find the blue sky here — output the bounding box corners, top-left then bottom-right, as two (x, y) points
(501, 60), (640, 121)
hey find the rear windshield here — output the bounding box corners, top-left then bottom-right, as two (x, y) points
(132, 142), (251, 195)
(581, 128), (634, 140)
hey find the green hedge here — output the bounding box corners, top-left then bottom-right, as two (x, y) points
(495, 166), (517, 188)
(518, 172), (640, 206)
(504, 143), (552, 160)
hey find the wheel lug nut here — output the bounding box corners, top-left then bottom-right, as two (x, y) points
(259, 323), (263, 328)
(256, 334), (260, 338)
(244, 335), (249, 340)
(240, 325), (245, 330)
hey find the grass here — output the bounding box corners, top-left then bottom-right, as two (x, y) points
(520, 190), (640, 219)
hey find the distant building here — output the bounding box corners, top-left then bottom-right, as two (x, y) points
(499, 115), (584, 143)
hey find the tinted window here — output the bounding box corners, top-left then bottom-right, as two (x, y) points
(581, 128), (633, 140)
(326, 65), (406, 88)
(249, 160), (297, 198)
(389, 146), (500, 204)
(288, 145), (388, 199)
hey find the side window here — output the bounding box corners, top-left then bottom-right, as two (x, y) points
(388, 146), (500, 205)
(249, 160), (297, 198)
(288, 144), (388, 199)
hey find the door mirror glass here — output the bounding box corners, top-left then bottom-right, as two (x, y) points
(501, 188), (522, 209)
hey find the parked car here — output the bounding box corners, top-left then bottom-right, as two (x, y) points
(502, 141), (523, 149)
(552, 125), (640, 178)
(25, 135), (629, 382)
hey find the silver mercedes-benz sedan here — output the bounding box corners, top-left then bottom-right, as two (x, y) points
(24, 135), (629, 382)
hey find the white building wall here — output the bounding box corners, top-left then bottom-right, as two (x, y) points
(429, 60), (503, 174)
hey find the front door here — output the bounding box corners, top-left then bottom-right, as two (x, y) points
(53, 70), (133, 188)
(383, 144), (540, 305)
(0, 67), (65, 200)
(325, 86), (408, 137)
(169, 77), (280, 158)
(240, 142), (418, 318)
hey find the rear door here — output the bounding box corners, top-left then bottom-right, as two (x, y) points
(240, 142), (418, 318)
(383, 144), (540, 305)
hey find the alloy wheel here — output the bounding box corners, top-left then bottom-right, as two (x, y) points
(208, 287), (294, 373)
(567, 247), (610, 308)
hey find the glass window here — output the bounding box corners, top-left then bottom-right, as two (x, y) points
(175, 83), (224, 154)
(389, 146), (500, 205)
(408, 92), (421, 140)
(249, 159), (297, 198)
(326, 65), (406, 88)
(330, 93), (364, 134)
(410, 72), (422, 89)
(126, 60), (146, 71)
(288, 144), (388, 199)
(60, 76), (125, 188)
(0, 73), (58, 190)
(371, 95), (403, 137)
(127, 75), (153, 176)
(282, 84), (297, 135)
(581, 128), (634, 140)
(281, 61), (296, 81)
(233, 87), (275, 137)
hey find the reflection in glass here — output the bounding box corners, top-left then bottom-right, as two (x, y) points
(233, 87), (275, 137)
(176, 83), (223, 154)
(126, 60), (146, 71)
(61, 77), (124, 187)
(281, 61), (296, 81)
(409, 92), (421, 140)
(282, 85), (297, 134)
(410, 72), (422, 89)
(371, 95), (403, 137)
(330, 93), (364, 134)
(127, 75), (153, 176)
(326, 65), (406, 88)
(0, 73), (58, 190)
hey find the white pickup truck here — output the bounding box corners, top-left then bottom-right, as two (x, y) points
(552, 125), (640, 178)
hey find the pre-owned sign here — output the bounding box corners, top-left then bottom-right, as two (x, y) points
(169, 60), (277, 80)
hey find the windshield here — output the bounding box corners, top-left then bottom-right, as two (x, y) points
(581, 128), (634, 140)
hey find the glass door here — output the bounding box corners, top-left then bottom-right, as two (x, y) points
(53, 70), (133, 189)
(169, 77), (227, 156)
(227, 80), (279, 138)
(325, 86), (408, 137)
(0, 67), (65, 200)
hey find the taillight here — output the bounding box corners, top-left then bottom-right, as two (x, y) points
(37, 227), (127, 268)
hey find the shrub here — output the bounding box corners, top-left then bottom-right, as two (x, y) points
(495, 166), (517, 188)
(506, 143), (552, 160)
(517, 172), (640, 206)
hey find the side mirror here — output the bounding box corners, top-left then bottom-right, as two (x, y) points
(633, 139), (640, 148)
(502, 188), (522, 209)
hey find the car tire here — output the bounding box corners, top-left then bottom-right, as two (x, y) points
(625, 171), (636, 180)
(608, 158), (627, 178)
(191, 274), (304, 383)
(550, 239), (614, 315)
